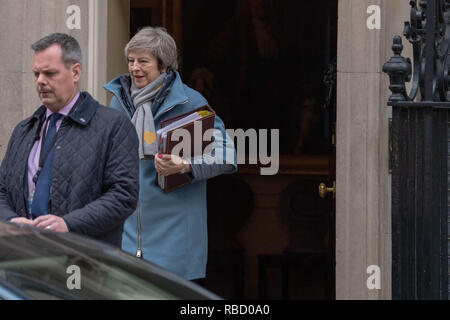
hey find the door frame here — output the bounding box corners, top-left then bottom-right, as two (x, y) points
(335, 0), (414, 299)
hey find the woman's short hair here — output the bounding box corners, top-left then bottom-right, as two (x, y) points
(125, 26), (178, 71)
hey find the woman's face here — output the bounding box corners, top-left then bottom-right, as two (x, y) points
(127, 49), (165, 89)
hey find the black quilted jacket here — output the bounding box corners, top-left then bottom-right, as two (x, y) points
(0, 92), (139, 247)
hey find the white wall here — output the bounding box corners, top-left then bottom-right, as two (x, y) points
(0, 0), (130, 160)
(336, 0), (412, 299)
(0, 0), (89, 160)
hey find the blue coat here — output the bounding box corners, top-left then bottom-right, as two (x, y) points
(104, 72), (237, 279)
(0, 92), (139, 247)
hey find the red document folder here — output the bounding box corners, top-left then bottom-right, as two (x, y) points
(157, 105), (216, 193)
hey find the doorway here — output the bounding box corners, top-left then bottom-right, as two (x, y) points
(129, 0), (337, 299)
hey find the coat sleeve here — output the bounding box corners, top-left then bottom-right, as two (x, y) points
(61, 114), (139, 237)
(0, 126), (22, 221)
(188, 114), (238, 183)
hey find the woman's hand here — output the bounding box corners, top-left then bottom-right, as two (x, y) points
(155, 154), (191, 176)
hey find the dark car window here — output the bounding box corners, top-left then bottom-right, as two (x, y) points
(0, 256), (177, 300)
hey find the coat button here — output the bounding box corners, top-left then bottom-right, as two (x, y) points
(56, 146), (61, 150)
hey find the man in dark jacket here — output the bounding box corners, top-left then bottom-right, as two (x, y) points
(0, 33), (139, 247)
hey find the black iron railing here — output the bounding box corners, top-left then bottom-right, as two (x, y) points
(383, 0), (449, 300)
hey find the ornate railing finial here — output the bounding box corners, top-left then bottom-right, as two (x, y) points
(383, 36), (412, 102)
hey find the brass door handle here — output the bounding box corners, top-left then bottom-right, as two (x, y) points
(319, 181), (336, 199)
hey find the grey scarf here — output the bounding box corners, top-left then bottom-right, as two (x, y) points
(130, 73), (167, 160)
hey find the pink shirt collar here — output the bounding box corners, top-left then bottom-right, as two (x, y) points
(45, 92), (80, 119)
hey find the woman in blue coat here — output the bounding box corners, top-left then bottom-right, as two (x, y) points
(104, 26), (237, 280)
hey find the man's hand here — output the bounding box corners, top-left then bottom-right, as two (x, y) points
(34, 215), (69, 233)
(10, 217), (36, 226)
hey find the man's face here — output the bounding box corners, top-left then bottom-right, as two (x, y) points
(32, 44), (81, 112)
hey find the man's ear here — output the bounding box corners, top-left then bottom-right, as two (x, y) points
(72, 63), (82, 82)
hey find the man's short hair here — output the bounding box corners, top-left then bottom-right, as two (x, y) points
(31, 33), (82, 69)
